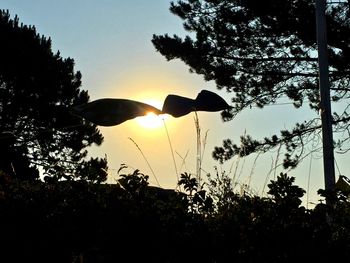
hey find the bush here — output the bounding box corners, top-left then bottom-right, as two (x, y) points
(0, 171), (350, 262)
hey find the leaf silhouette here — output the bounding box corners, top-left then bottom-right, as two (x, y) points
(194, 90), (231, 112)
(162, 90), (231, 117)
(71, 98), (162, 126)
(162, 94), (196, 118)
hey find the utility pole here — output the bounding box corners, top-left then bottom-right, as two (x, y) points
(315, 0), (336, 192)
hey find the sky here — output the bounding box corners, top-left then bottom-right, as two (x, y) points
(2, 0), (345, 206)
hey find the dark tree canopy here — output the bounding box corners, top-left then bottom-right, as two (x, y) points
(0, 10), (107, 182)
(152, 0), (350, 169)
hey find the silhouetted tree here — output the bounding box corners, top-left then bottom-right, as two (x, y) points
(152, 0), (350, 169)
(0, 10), (106, 181)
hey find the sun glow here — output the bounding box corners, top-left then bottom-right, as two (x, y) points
(135, 99), (167, 129)
(136, 111), (166, 129)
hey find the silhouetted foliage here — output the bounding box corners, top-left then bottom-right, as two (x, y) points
(0, 10), (106, 181)
(152, 0), (350, 169)
(178, 172), (214, 214)
(1, 169), (350, 262)
(268, 172), (306, 208)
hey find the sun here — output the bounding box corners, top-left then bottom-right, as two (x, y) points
(135, 99), (167, 129)
(136, 112), (166, 129)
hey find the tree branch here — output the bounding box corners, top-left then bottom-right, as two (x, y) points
(213, 54), (318, 62)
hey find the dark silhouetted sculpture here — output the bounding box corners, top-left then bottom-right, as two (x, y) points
(72, 90), (230, 126)
(71, 98), (162, 126)
(161, 94), (195, 118)
(162, 89), (231, 117)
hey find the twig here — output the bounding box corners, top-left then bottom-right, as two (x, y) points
(162, 119), (180, 183)
(128, 137), (160, 187)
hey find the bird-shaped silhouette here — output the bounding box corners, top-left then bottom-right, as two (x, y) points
(162, 90), (231, 118)
(71, 98), (162, 126)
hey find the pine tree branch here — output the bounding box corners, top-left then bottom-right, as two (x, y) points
(238, 68), (318, 77)
(213, 54), (318, 62)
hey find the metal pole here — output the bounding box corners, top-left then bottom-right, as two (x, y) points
(315, 0), (336, 192)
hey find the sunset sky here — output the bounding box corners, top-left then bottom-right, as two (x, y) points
(3, 0), (344, 206)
